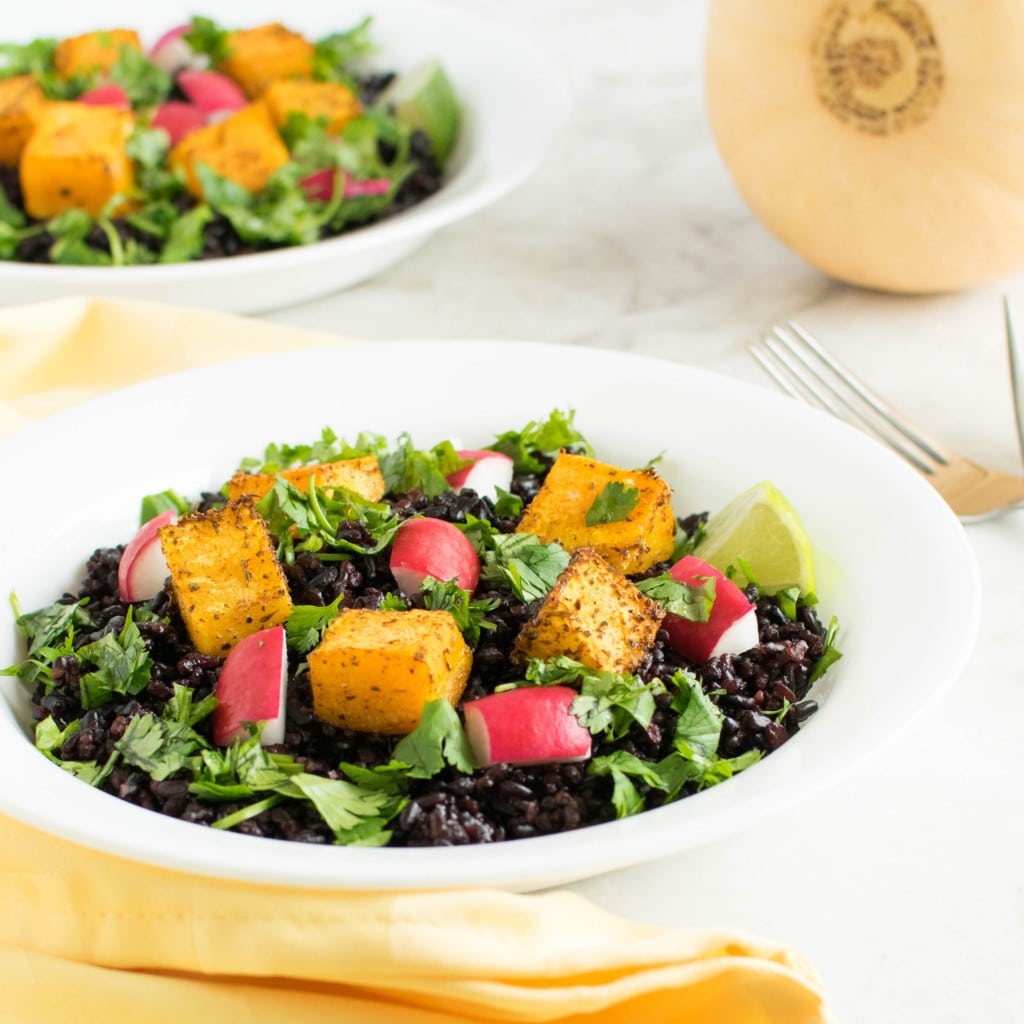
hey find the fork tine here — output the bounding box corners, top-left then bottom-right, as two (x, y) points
(1004, 296), (1024, 466)
(754, 328), (938, 475)
(785, 321), (954, 466)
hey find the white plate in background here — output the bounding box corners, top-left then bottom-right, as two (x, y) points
(0, 0), (569, 312)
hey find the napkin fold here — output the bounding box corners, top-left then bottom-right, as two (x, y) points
(0, 297), (833, 1024)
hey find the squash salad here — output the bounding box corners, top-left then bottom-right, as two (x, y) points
(3, 412), (840, 848)
(0, 15), (460, 265)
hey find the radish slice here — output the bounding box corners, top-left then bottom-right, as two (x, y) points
(117, 510), (177, 602)
(176, 70), (246, 116)
(151, 101), (205, 145)
(211, 625), (289, 746)
(79, 84), (131, 111)
(446, 449), (514, 503)
(150, 24), (206, 74)
(464, 686), (592, 767)
(390, 517), (481, 594)
(299, 168), (336, 202)
(344, 177), (392, 197)
(661, 555), (760, 663)
(299, 169), (393, 203)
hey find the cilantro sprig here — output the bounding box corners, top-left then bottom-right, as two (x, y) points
(584, 481), (639, 527)
(634, 572), (715, 622)
(258, 477), (399, 564)
(487, 409), (593, 474)
(461, 518), (570, 604)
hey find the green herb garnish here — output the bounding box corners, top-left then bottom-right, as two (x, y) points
(584, 481), (639, 527)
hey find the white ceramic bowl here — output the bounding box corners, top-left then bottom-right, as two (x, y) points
(0, 0), (569, 313)
(0, 340), (982, 891)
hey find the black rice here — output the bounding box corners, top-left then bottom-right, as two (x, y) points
(28, 475), (828, 847)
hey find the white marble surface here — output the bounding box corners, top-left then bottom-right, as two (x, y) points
(262, 2), (1024, 1020)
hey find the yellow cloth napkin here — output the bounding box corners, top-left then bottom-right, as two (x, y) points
(0, 297), (834, 1024)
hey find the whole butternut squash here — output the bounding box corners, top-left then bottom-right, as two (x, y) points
(705, 1), (1024, 293)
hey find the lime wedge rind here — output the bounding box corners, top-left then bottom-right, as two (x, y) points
(379, 58), (460, 166)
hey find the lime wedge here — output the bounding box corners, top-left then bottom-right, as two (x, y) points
(694, 481), (816, 595)
(379, 59), (460, 165)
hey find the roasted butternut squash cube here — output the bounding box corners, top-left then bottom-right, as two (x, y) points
(225, 455), (386, 503)
(54, 29), (142, 80)
(512, 548), (664, 674)
(158, 497), (293, 657)
(308, 609), (473, 735)
(516, 452), (676, 575)
(0, 75), (46, 166)
(261, 80), (362, 135)
(219, 23), (314, 98)
(170, 103), (289, 197)
(20, 103), (134, 218)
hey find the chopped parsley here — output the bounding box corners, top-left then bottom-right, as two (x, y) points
(487, 409), (593, 474)
(634, 572), (715, 621)
(473, 528), (570, 603)
(584, 481), (639, 527)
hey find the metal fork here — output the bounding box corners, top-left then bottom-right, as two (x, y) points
(750, 312), (1024, 522)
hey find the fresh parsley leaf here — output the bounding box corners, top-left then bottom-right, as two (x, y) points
(669, 669), (723, 763)
(286, 594), (343, 654)
(76, 608), (153, 710)
(522, 656), (663, 741)
(378, 435), (463, 497)
(492, 487), (523, 517)
(0, 187), (26, 229)
(8, 593), (91, 660)
(240, 426), (366, 474)
(140, 489), (191, 524)
(808, 615), (842, 683)
(418, 578), (498, 649)
(0, 36), (57, 79)
(634, 573), (715, 622)
(163, 683), (218, 727)
(35, 716), (80, 754)
(184, 17), (232, 64)
(774, 586), (800, 621)
(159, 203), (213, 263)
(312, 16), (375, 82)
(47, 209), (108, 265)
(115, 713), (203, 781)
(392, 699), (476, 778)
(588, 750), (668, 818)
(487, 409), (593, 474)
(107, 45), (171, 107)
(584, 481), (639, 527)
(379, 592), (408, 611)
(672, 516), (707, 561)
(284, 772), (401, 844)
(478, 532), (569, 603)
(212, 795), (284, 831)
(258, 477), (399, 564)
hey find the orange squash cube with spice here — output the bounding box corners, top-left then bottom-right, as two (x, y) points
(158, 497), (293, 657)
(219, 23), (314, 98)
(20, 103), (134, 218)
(511, 547), (664, 674)
(53, 29), (142, 80)
(170, 103), (290, 198)
(261, 80), (363, 135)
(308, 609), (473, 735)
(0, 75), (46, 167)
(225, 454), (386, 504)
(515, 452), (676, 575)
